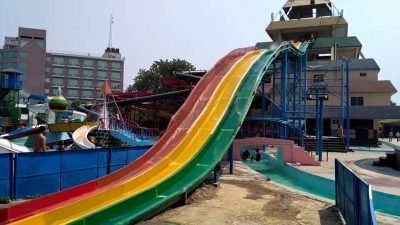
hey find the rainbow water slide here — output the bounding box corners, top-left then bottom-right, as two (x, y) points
(0, 47), (253, 224)
(2, 43), (308, 224)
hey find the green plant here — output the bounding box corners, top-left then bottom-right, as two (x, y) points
(0, 197), (11, 204)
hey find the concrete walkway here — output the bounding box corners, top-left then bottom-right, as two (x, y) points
(299, 151), (400, 195)
(381, 138), (400, 150)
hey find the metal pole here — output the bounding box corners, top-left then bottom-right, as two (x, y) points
(228, 146), (234, 175)
(319, 97), (324, 161)
(316, 99), (320, 156)
(299, 57), (304, 145)
(340, 64), (344, 129)
(262, 78), (266, 137)
(281, 50), (288, 139)
(303, 54), (308, 140)
(213, 167), (218, 183)
(346, 60), (350, 149)
(292, 61), (297, 139)
(272, 63), (276, 137)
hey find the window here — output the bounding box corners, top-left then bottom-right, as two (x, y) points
(18, 63), (28, 71)
(35, 41), (45, 49)
(68, 68), (79, 77)
(52, 88), (59, 95)
(45, 78), (50, 83)
(111, 62), (121, 70)
(68, 58), (79, 66)
(97, 71), (107, 79)
(82, 80), (93, 88)
(111, 72), (121, 80)
(46, 56), (51, 62)
(97, 81), (104, 88)
(19, 40), (29, 48)
(19, 51), (28, 58)
(53, 57), (64, 65)
(68, 79), (78, 87)
(67, 89), (78, 97)
(82, 90), (93, 98)
(1, 63), (17, 69)
(53, 67), (64, 75)
(351, 97), (364, 106)
(3, 51), (17, 58)
(97, 61), (107, 69)
(83, 59), (93, 68)
(97, 91), (104, 99)
(360, 72), (367, 77)
(111, 82), (120, 90)
(83, 69), (93, 78)
(52, 78), (64, 86)
(45, 89), (50, 94)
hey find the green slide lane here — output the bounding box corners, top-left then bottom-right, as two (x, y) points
(69, 43), (309, 224)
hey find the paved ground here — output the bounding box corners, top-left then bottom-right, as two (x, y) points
(140, 161), (344, 225)
(140, 161), (400, 225)
(299, 149), (400, 195)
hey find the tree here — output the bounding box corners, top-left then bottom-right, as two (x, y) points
(127, 59), (196, 94)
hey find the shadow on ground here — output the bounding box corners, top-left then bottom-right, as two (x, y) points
(319, 205), (343, 225)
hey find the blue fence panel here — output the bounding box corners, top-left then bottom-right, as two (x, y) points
(11, 146), (151, 199)
(359, 179), (370, 225)
(110, 148), (128, 173)
(60, 150), (99, 190)
(97, 148), (110, 177)
(0, 154), (12, 198)
(126, 146), (149, 163)
(15, 152), (61, 199)
(335, 159), (377, 225)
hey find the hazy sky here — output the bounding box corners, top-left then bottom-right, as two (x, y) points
(1, 0), (399, 103)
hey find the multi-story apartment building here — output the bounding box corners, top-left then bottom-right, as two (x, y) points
(0, 27), (124, 101)
(253, 0), (399, 137)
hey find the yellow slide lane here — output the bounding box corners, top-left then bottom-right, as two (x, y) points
(12, 49), (265, 225)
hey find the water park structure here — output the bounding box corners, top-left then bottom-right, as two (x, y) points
(0, 0), (400, 224)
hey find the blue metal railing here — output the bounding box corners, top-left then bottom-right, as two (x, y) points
(108, 118), (160, 141)
(335, 159), (377, 225)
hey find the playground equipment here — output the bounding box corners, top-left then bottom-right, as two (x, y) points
(48, 95), (68, 114)
(72, 125), (96, 149)
(0, 137), (30, 153)
(1, 125), (40, 141)
(0, 43), (310, 224)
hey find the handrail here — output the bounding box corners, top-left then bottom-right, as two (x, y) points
(108, 118), (160, 141)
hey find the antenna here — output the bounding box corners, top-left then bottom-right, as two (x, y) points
(108, 14), (114, 48)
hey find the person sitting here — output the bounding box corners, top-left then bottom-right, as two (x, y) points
(33, 126), (49, 152)
(241, 149), (251, 160)
(255, 148), (262, 161)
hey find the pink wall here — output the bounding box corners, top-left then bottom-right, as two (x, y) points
(226, 137), (320, 166)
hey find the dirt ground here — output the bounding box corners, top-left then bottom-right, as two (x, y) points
(138, 162), (343, 225)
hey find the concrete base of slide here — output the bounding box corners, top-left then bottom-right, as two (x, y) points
(229, 137), (320, 166)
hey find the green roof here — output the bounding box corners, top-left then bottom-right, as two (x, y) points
(310, 36), (362, 49)
(256, 36), (362, 50)
(255, 42), (280, 49)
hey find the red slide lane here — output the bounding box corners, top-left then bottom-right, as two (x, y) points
(0, 47), (255, 224)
